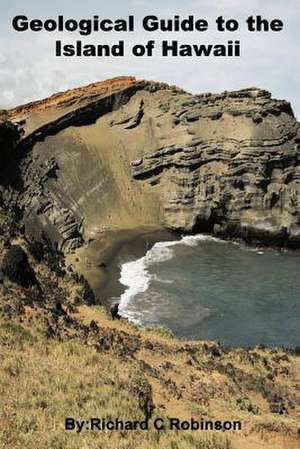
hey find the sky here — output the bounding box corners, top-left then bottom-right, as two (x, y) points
(0, 0), (299, 117)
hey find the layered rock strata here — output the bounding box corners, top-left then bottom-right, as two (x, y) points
(0, 76), (299, 250)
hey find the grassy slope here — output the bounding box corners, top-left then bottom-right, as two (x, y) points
(0, 213), (299, 448)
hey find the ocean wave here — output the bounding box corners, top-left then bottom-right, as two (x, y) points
(118, 233), (223, 320)
(118, 241), (176, 319)
(180, 234), (223, 246)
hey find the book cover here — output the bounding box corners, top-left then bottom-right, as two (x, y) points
(0, 1), (299, 448)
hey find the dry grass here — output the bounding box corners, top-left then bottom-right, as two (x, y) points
(0, 320), (233, 449)
(0, 234), (299, 449)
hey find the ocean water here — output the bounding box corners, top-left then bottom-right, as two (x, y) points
(118, 235), (300, 347)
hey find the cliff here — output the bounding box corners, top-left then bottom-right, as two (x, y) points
(1, 76), (299, 253)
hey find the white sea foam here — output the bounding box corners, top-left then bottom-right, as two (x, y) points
(118, 234), (223, 321)
(180, 234), (222, 246)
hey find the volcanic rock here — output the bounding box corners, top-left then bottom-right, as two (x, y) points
(2, 245), (37, 287)
(1, 76), (299, 250)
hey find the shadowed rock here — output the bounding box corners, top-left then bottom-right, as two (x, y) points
(2, 245), (37, 287)
(110, 302), (121, 320)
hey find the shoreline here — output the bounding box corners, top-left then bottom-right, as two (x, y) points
(67, 227), (179, 307)
(67, 228), (300, 347)
(68, 228), (300, 308)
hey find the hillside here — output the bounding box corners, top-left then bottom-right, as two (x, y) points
(0, 221), (299, 449)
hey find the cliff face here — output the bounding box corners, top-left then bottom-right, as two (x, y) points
(2, 77), (300, 250)
(131, 88), (300, 247)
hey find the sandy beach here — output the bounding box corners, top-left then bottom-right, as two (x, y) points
(67, 227), (178, 306)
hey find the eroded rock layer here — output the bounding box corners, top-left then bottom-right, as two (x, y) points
(1, 77), (300, 250)
(131, 89), (300, 246)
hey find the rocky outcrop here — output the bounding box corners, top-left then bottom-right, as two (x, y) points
(131, 89), (300, 247)
(1, 245), (37, 287)
(1, 77), (299, 251)
(130, 88), (300, 247)
(0, 118), (20, 175)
